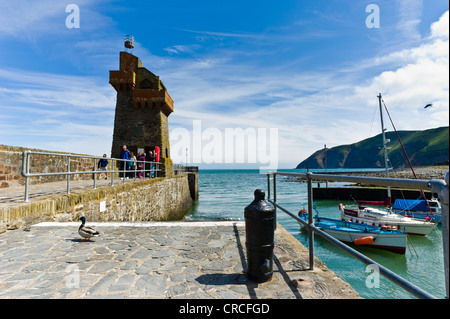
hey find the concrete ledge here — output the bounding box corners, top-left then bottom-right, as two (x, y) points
(33, 221), (245, 227)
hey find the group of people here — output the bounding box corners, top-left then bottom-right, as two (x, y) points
(96, 145), (158, 180)
(119, 145), (157, 179)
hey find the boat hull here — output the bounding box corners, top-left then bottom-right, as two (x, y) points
(393, 210), (442, 223)
(299, 215), (407, 254)
(319, 227), (406, 254)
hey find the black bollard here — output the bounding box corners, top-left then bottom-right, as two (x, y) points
(244, 189), (276, 283)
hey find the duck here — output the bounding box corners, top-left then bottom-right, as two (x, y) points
(78, 216), (100, 242)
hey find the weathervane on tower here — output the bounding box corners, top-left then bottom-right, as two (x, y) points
(124, 35), (134, 54)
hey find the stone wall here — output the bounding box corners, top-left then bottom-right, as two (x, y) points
(1, 174), (197, 232)
(188, 172), (199, 200)
(0, 145), (97, 188)
(0, 145), (22, 188)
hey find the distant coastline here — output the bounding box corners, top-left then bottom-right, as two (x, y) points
(296, 126), (449, 170)
(197, 166), (448, 181)
(298, 166), (448, 180)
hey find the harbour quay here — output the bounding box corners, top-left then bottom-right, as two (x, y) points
(0, 221), (360, 299)
(0, 146), (358, 300)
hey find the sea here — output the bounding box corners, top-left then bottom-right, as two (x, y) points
(182, 168), (446, 299)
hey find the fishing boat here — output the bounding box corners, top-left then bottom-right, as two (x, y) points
(392, 198), (442, 223)
(298, 211), (407, 254)
(340, 204), (438, 236)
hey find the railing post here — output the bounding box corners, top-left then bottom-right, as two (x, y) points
(22, 151), (30, 202)
(142, 160), (145, 180)
(430, 172), (449, 298)
(307, 172), (314, 270)
(267, 173), (270, 200)
(93, 158), (97, 189)
(111, 159), (114, 186)
(273, 173), (276, 204)
(123, 159), (126, 184)
(67, 156), (71, 194)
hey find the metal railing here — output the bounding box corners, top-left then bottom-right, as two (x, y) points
(21, 150), (161, 202)
(267, 171), (449, 299)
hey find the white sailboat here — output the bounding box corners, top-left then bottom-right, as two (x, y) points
(340, 205), (438, 236)
(339, 94), (438, 236)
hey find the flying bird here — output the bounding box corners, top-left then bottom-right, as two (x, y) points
(424, 103), (433, 109)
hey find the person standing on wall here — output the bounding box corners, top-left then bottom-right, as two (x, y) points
(97, 154), (109, 180)
(128, 151), (137, 178)
(137, 152), (146, 178)
(148, 150), (156, 178)
(119, 145), (131, 178)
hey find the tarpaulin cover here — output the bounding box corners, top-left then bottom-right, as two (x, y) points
(393, 199), (428, 212)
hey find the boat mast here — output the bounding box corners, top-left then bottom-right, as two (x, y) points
(381, 99), (434, 215)
(378, 93), (391, 199)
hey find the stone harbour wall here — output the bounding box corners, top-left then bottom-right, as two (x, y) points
(1, 175), (197, 232)
(0, 145), (96, 188)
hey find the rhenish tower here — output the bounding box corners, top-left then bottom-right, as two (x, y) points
(109, 36), (173, 177)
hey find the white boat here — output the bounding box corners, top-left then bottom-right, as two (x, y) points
(340, 205), (438, 236)
(299, 213), (407, 254)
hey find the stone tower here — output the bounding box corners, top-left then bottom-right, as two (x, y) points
(109, 51), (173, 177)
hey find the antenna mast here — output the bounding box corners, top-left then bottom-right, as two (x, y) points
(378, 93), (391, 199)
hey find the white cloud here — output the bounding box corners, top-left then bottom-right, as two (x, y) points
(0, 0), (113, 39)
(0, 67), (116, 156)
(165, 11), (449, 168)
(430, 11), (449, 39)
(0, 68), (115, 109)
(0, 0), (63, 36)
(358, 11), (449, 130)
(0, 3), (447, 168)
(396, 0), (423, 41)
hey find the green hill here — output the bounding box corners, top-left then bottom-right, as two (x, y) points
(296, 126), (449, 169)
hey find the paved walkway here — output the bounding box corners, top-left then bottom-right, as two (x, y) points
(0, 178), (139, 209)
(0, 221), (359, 299)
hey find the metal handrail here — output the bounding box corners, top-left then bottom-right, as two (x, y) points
(21, 150), (161, 202)
(267, 171), (449, 299)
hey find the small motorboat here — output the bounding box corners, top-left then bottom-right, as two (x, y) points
(340, 204), (438, 236)
(298, 211), (407, 254)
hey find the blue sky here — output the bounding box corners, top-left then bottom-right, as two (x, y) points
(0, 0), (448, 168)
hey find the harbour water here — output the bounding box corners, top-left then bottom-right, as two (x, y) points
(183, 169), (446, 299)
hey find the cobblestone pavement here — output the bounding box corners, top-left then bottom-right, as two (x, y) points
(0, 221), (359, 299)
